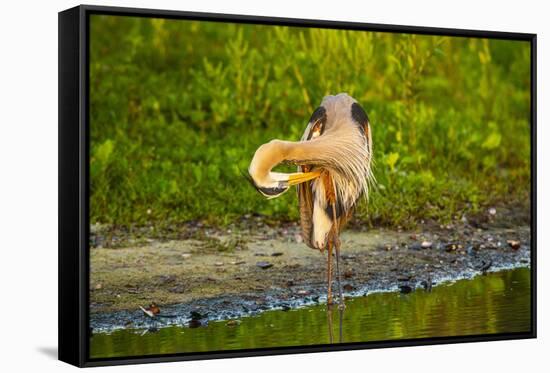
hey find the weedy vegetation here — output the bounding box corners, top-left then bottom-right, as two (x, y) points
(90, 16), (531, 230)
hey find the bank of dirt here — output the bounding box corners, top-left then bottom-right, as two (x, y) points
(90, 205), (531, 330)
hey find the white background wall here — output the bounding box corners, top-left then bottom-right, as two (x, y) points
(0, 0), (546, 371)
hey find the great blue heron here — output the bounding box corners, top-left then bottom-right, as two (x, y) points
(248, 93), (374, 308)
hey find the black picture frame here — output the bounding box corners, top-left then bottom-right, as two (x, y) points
(58, 4), (537, 367)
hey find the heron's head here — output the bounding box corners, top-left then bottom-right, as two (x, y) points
(247, 140), (320, 199)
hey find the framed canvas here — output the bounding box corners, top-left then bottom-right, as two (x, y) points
(58, 4), (537, 367)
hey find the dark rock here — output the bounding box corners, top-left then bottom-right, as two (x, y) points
(399, 285), (413, 294)
(190, 311), (206, 320)
(341, 254), (357, 260)
(343, 284), (354, 291)
(409, 242), (422, 251)
(256, 261), (273, 269)
(271, 252), (284, 257)
(188, 319), (202, 328)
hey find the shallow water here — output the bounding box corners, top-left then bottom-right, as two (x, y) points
(90, 268), (531, 359)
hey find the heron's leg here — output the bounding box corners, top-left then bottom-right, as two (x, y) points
(330, 201), (345, 310)
(327, 239), (333, 306)
(334, 235), (345, 310)
(338, 304), (344, 343)
(327, 303), (334, 344)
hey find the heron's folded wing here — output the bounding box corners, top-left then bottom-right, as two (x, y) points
(297, 179), (315, 249)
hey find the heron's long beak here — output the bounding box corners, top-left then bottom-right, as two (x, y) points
(287, 170), (321, 186)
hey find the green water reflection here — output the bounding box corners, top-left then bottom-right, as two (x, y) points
(90, 268), (531, 358)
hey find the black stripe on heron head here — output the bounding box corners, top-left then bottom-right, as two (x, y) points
(309, 106), (327, 124)
(351, 102), (370, 137)
(307, 106), (327, 140)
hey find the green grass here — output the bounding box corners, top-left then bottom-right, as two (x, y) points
(89, 15), (531, 229)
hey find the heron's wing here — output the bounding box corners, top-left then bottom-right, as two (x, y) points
(297, 177), (315, 249)
(351, 102), (373, 156)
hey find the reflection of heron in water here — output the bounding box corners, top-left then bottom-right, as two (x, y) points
(327, 304), (345, 343)
(248, 93), (374, 310)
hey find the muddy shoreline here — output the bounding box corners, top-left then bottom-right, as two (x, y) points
(90, 208), (531, 332)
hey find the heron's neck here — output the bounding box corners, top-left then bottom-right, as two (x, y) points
(248, 140), (301, 185)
